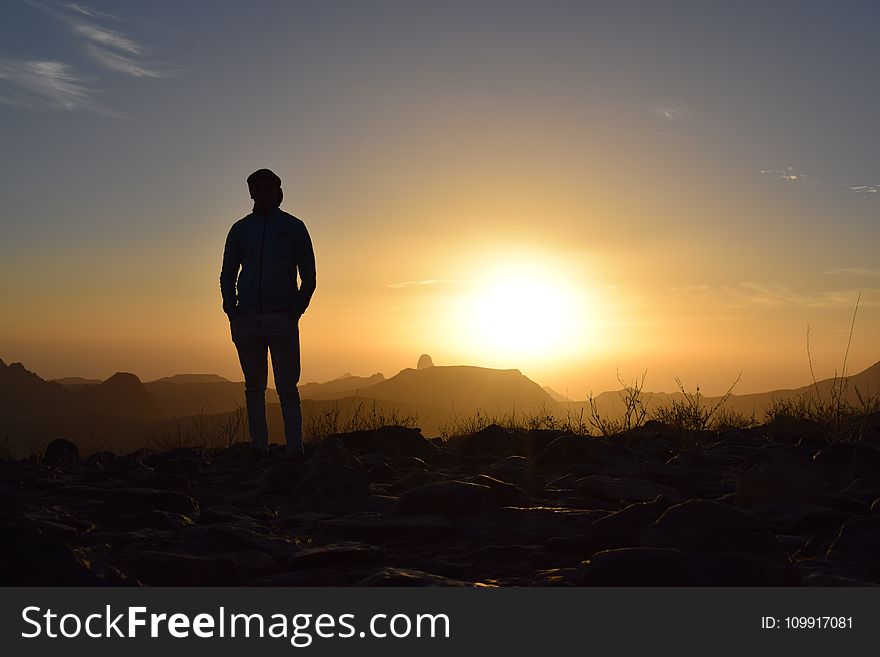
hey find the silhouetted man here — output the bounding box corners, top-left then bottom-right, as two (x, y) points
(220, 169), (316, 458)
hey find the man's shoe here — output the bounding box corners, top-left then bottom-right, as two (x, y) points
(284, 445), (305, 461)
(249, 445), (269, 458)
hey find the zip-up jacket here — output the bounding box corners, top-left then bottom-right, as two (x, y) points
(220, 206), (316, 317)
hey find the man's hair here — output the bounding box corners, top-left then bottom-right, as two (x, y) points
(247, 168), (283, 206)
(247, 168), (282, 189)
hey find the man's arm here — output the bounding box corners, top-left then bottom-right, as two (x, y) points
(295, 220), (316, 314)
(219, 224), (240, 317)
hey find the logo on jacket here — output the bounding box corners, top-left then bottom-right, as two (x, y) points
(275, 230), (288, 239)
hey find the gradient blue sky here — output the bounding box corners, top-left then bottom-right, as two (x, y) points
(1, 0), (878, 396)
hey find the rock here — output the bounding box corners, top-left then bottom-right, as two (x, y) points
(391, 455), (429, 470)
(43, 438), (80, 465)
(0, 520), (89, 585)
(457, 507), (606, 546)
(417, 354), (434, 370)
(185, 525), (296, 562)
(642, 499), (781, 557)
(582, 494), (677, 553)
(359, 455), (396, 482)
(812, 443), (854, 470)
(358, 567), (491, 587)
(339, 426), (438, 458)
(309, 436), (362, 469)
(469, 474), (531, 505)
(690, 551), (795, 585)
(386, 469), (444, 493)
(141, 447), (202, 467)
(451, 424), (522, 458)
(450, 425), (560, 459)
(578, 548), (698, 585)
(486, 455), (544, 496)
(534, 435), (644, 477)
(261, 461), (309, 495)
(735, 460), (823, 507)
(748, 502), (849, 536)
(571, 475), (680, 504)
(321, 513), (456, 543)
(288, 461), (370, 513)
(760, 417), (826, 445)
(350, 494), (398, 515)
(394, 480), (498, 517)
(105, 487), (199, 515)
(85, 451), (116, 465)
(197, 505), (260, 525)
(109, 510), (194, 531)
(843, 476), (880, 503)
(133, 473), (192, 491)
(110, 455), (153, 473)
(285, 542), (382, 569)
(137, 551), (242, 585)
(228, 550), (276, 571)
(825, 515), (880, 579)
(153, 459), (201, 476)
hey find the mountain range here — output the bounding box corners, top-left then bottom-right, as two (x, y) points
(2, 354), (878, 458)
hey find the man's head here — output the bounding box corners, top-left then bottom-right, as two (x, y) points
(247, 168), (283, 211)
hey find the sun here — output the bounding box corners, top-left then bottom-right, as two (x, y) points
(454, 258), (594, 364)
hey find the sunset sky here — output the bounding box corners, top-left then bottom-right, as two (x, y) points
(1, 0), (879, 397)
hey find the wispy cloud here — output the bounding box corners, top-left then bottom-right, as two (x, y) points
(65, 2), (120, 21)
(3, 2), (177, 113)
(33, 1), (176, 77)
(727, 282), (877, 308)
(85, 44), (164, 77)
(71, 20), (141, 55)
(845, 184), (879, 197)
(0, 57), (121, 115)
(654, 101), (688, 120)
(760, 166), (808, 182)
(670, 281), (877, 308)
(388, 279), (455, 289)
(823, 268), (880, 277)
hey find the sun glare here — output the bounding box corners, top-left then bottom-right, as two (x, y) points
(454, 256), (595, 364)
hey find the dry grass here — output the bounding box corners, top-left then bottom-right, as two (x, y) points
(302, 397), (419, 442)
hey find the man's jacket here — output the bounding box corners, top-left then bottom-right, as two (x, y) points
(220, 206), (316, 317)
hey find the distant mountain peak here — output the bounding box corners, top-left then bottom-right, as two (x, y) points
(102, 372), (143, 386)
(417, 354), (435, 370)
(149, 373), (232, 384)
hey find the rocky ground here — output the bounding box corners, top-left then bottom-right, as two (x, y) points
(2, 417), (880, 586)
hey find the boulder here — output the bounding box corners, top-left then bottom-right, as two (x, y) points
(137, 551), (242, 585)
(358, 567), (490, 587)
(825, 516), (880, 580)
(43, 438), (80, 466)
(321, 513), (456, 543)
(642, 499), (781, 557)
(309, 436), (362, 469)
(583, 494), (677, 553)
(486, 455), (544, 496)
(394, 480), (498, 517)
(339, 426), (438, 458)
(0, 520), (89, 585)
(288, 461), (370, 513)
(105, 487), (199, 516)
(571, 475), (680, 504)
(578, 547), (698, 585)
(734, 460), (823, 507)
(261, 461), (309, 495)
